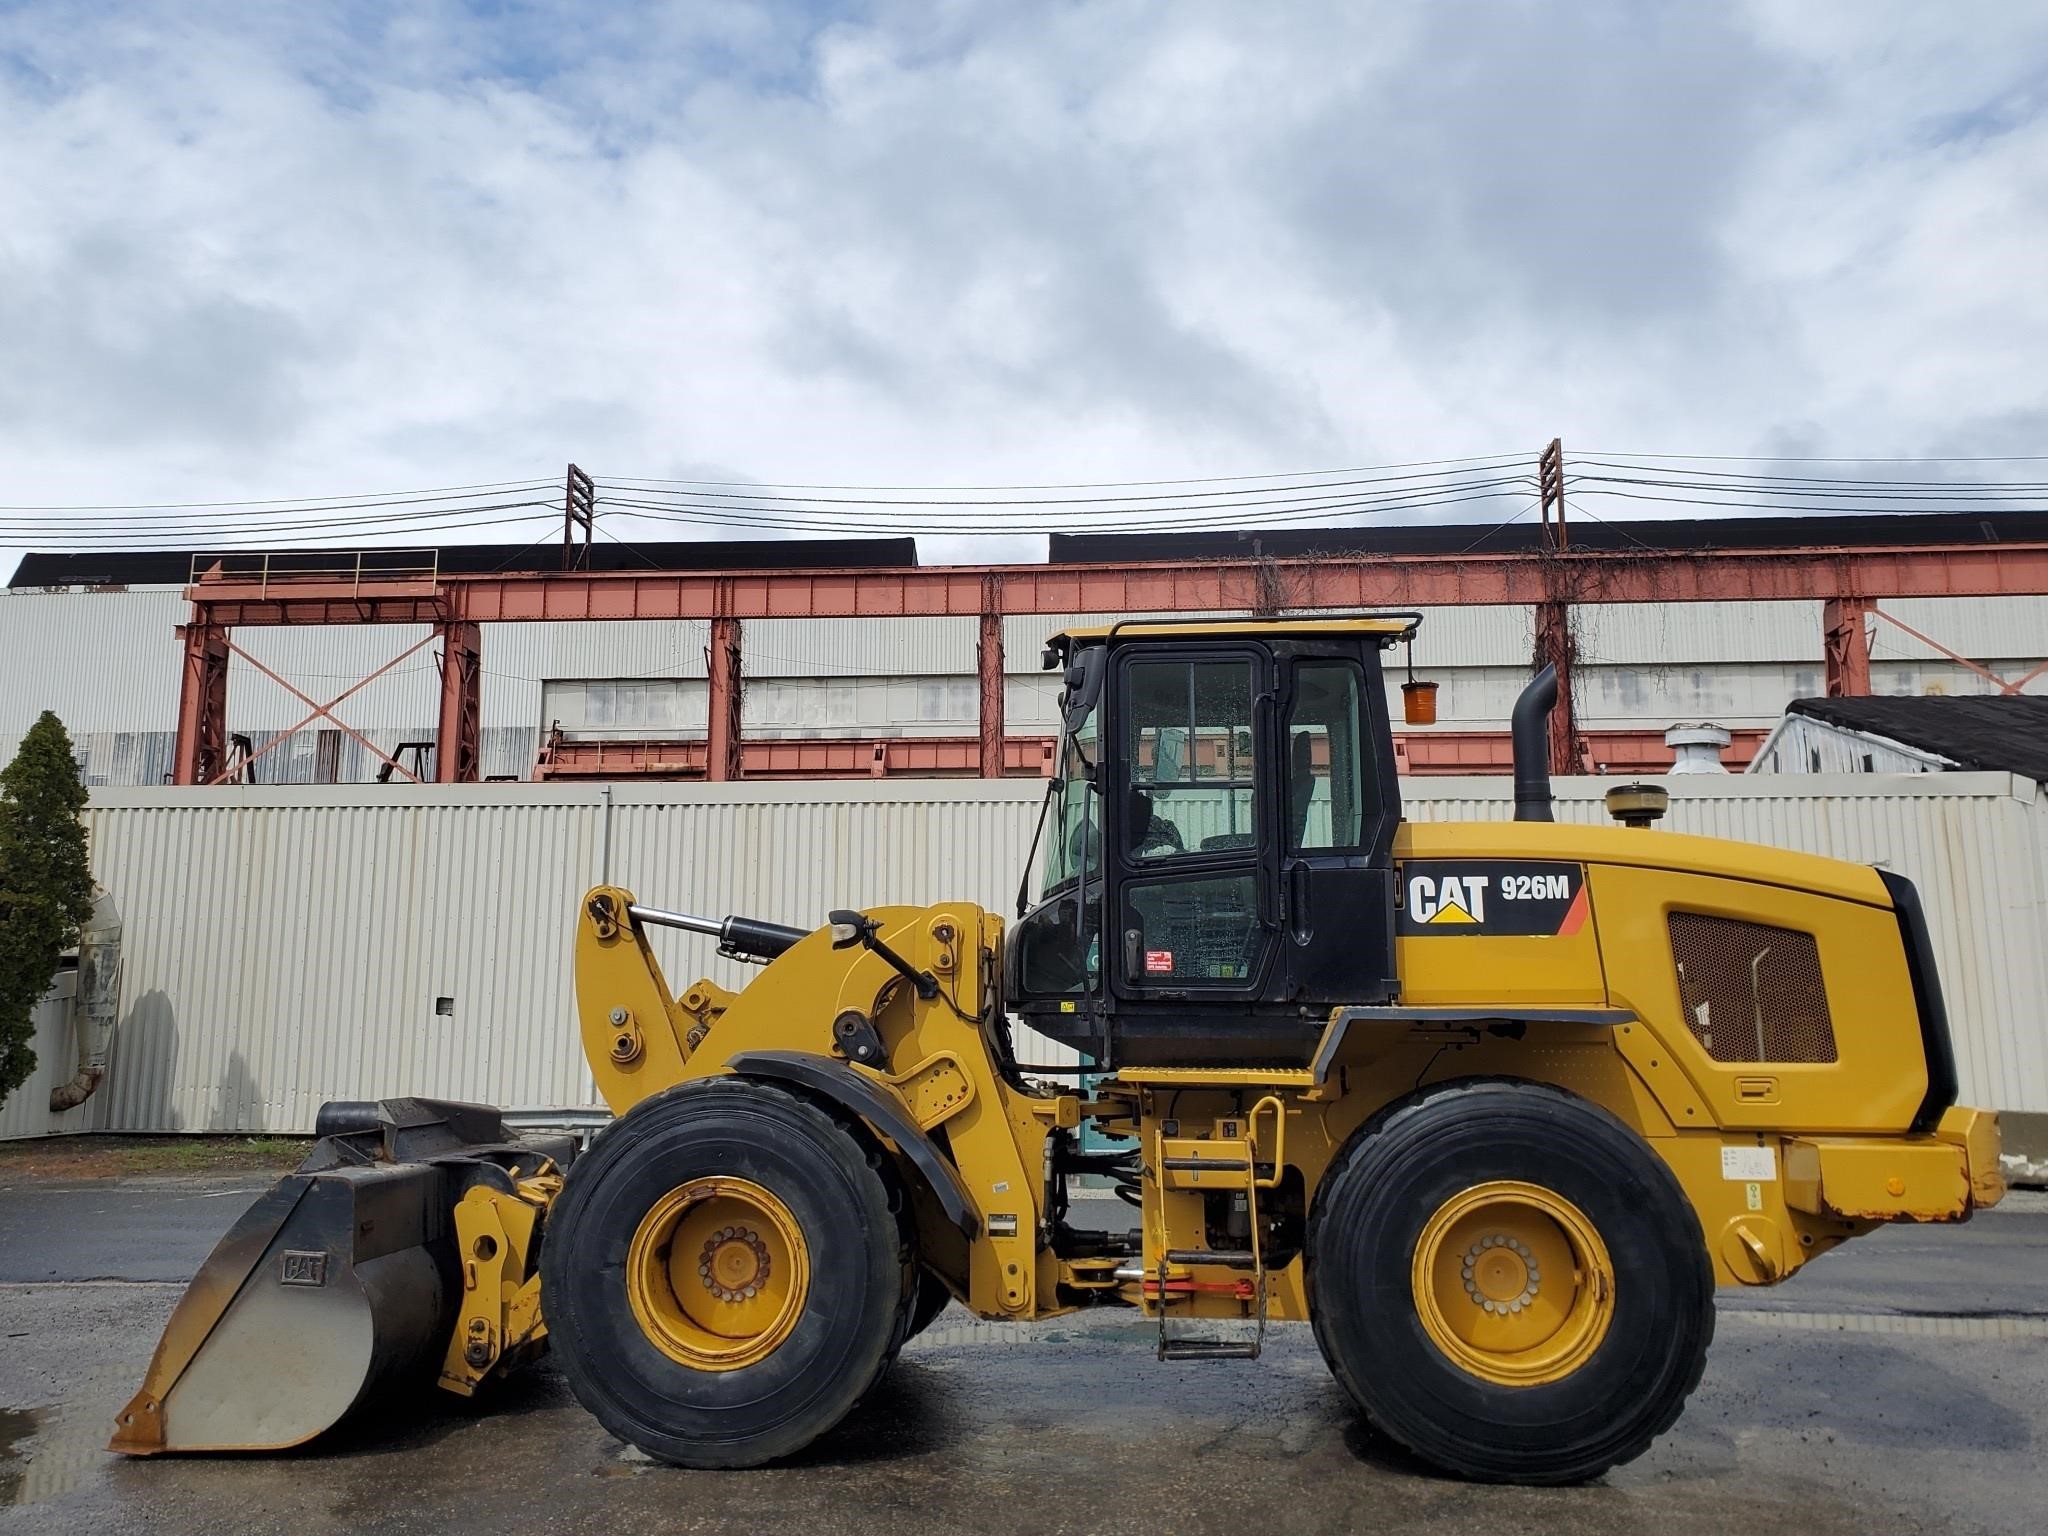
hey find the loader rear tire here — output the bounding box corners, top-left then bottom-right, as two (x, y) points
(1307, 1079), (1713, 1485)
(541, 1077), (912, 1468)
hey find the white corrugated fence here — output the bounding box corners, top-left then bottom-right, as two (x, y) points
(0, 772), (2041, 1138)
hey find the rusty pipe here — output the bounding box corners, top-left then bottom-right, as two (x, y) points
(50, 886), (122, 1114)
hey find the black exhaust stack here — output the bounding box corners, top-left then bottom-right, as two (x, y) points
(1512, 664), (1558, 823)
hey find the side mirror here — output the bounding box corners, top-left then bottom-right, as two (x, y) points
(828, 909), (874, 949)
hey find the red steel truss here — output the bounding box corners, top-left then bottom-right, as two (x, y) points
(531, 727), (1763, 782)
(173, 540), (2048, 784)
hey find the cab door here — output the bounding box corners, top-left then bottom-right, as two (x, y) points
(1275, 645), (1400, 1003)
(1108, 645), (1282, 1002)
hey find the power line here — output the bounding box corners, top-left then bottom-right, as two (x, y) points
(593, 450), (1531, 494)
(591, 465), (1533, 509)
(594, 483), (1534, 538)
(0, 504), (562, 551)
(1578, 449), (2048, 464)
(0, 496), (559, 536)
(0, 478), (558, 513)
(1575, 459), (2048, 490)
(13, 444), (2048, 557)
(1572, 473), (2048, 502)
(585, 471), (1536, 532)
(1569, 487), (2048, 517)
(1455, 498), (1541, 554)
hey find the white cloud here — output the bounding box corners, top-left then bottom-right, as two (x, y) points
(1, 0), (2044, 564)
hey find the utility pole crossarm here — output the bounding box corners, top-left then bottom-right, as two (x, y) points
(564, 463), (596, 571)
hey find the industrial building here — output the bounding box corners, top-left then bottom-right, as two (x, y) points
(4, 509), (2046, 1179)
(1752, 694), (2048, 779)
(5, 510), (2045, 787)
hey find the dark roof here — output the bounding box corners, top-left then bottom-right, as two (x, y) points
(1050, 510), (2048, 564)
(6, 537), (919, 588)
(15, 510), (2045, 588)
(1787, 695), (2048, 783)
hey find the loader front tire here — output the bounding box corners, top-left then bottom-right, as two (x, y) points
(905, 1266), (953, 1339)
(542, 1077), (911, 1468)
(1307, 1079), (1713, 1484)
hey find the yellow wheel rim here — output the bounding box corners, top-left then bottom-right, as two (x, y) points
(626, 1177), (810, 1372)
(1411, 1180), (1615, 1387)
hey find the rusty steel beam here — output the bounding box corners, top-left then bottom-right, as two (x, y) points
(977, 575), (1005, 779)
(171, 540), (2048, 788)
(218, 631), (438, 785)
(1867, 606), (2048, 696)
(1395, 727), (1765, 776)
(181, 541), (2048, 628)
(173, 622), (231, 786)
(435, 621), (483, 783)
(705, 612), (743, 782)
(531, 727), (1755, 782)
(535, 739), (710, 779)
(534, 735), (1059, 781)
(1533, 596), (1587, 774)
(1823, 595), (1873, 696)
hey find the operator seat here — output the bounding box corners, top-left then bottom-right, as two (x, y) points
(1128, 788), (1184, 857)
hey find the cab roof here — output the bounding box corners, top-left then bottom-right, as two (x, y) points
(1052, 613), (1422, 646)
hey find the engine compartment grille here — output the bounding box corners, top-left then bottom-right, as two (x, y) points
(1670, 913), (1838, 1064)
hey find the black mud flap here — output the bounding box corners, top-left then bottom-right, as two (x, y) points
(111, 1098), (576, 1455)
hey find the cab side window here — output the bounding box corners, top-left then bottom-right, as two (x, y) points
(1285, 661), (1368, 852)
(1124, 658), (1258, 859)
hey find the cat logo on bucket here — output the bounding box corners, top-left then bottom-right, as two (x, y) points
(1397, 861), (1588, 937)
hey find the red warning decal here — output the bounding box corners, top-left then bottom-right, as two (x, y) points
(1556, 882), (1590, 936)
(1144, 949), (1174, 974)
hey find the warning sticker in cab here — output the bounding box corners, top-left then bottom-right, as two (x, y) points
(1396, 861), (1588, 937)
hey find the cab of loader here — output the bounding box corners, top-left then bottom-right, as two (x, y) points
(1006, 615), (1414, 1065)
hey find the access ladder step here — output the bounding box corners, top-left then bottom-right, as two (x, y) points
(1158, 1138), (1260, 1191)
(1163, 1249), (1259, 1269)
(1158, 1339), (1262, 1362)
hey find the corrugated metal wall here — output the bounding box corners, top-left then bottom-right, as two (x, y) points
(4, 771), (2039, 1139)
(64, 780), (1058, 1135)
(0, 972), (104, 1140)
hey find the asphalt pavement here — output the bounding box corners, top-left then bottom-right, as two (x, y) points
(0, 1178), (277, 1284)
(2, 1176), (2044, 1536)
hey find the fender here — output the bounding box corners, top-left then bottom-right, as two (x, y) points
(725, 1049), (981, 1239)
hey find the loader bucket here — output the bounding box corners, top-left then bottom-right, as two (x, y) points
(111, 1098), (576, 1455)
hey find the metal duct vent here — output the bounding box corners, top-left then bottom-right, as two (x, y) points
(1669, 914), (1837, 1064)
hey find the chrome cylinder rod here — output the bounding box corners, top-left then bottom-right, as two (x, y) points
(624, 903), (725, 937)
(625, 902), (809, 960)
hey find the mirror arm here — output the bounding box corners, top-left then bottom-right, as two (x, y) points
(828, 909), (940, 1000)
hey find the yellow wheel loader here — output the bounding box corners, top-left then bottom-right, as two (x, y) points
(113, 616), (2005, 1483)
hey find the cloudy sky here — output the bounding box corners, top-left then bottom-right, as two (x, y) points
(3, 1), (2046, 561)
